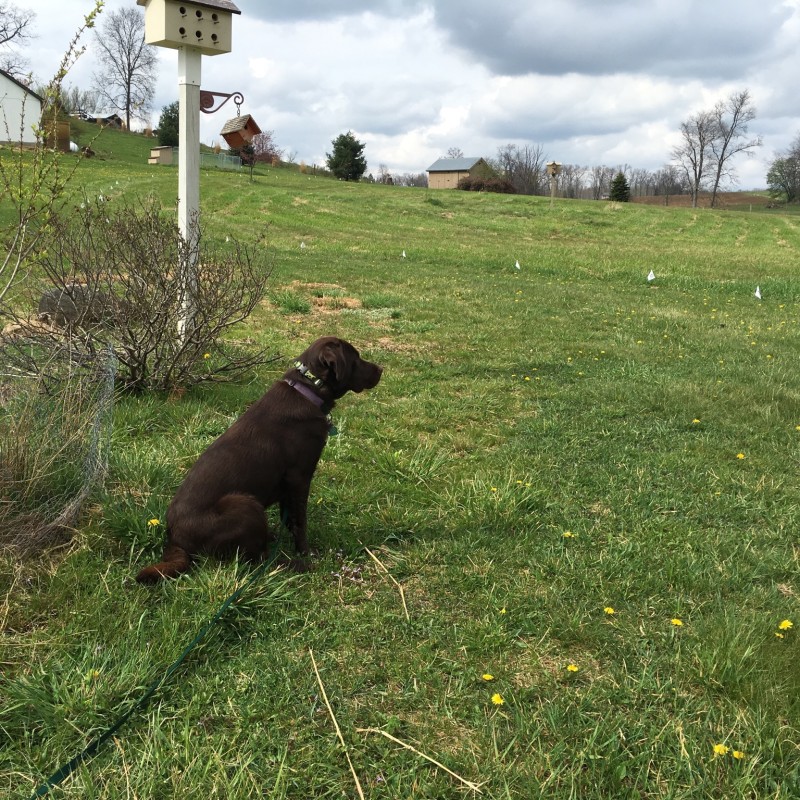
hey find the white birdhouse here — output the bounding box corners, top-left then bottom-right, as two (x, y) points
(136, 0), (240, 56)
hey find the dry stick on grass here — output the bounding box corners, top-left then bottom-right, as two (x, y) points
(364, 547), (410, 621)
(308, 648), (366, 800)
(357, 727), (485, 794)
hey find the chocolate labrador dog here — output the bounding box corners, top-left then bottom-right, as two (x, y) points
(136, 337), (382, 583)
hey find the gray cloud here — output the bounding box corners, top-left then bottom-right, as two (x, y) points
(432, 0), (793, 79)
(236, 0), (426, 23)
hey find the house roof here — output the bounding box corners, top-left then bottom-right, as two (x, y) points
(426, 156), (484, 172)
(0, 69), (44, 103)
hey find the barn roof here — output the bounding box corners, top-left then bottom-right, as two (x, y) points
(426, 156), (484, 172)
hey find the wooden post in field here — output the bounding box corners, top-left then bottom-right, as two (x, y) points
(547, 161), (562, 208)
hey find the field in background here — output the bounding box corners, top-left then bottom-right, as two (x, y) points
(1, 126), (799, 798)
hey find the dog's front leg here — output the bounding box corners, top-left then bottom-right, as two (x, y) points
(282, 485), (310, 555)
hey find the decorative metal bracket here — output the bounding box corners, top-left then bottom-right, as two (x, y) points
(199, 90), (244, 115)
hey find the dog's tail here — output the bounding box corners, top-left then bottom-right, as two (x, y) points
(136, 543), (192, 584)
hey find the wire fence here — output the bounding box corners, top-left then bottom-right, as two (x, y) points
(0, 344), (117, 556)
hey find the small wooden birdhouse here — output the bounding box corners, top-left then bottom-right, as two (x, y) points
(136, 0), (241, 56)
(220, 114), (261, 149)
(546, 161), (562, 177)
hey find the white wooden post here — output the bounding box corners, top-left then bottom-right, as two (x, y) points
(177, 46), (201, 340)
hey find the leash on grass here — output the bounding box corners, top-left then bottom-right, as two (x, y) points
(29, 543), (281, 799)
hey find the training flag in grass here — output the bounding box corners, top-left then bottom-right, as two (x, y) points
(647, 270), (655, 282)
(754, 285), (762, 300)
(515, 260), (521, 270)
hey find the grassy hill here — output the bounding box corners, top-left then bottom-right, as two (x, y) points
(2, 132), (799, 798)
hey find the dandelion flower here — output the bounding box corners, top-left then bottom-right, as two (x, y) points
(775, 632), (785, 639)
(736, 453), (745, 460)
(671, 618), (683, 626)
(692, 418), (701, 424)
(491, 693), (505, 706)
(604, 607), (615, 615)
(562, 531), (575, 538)
(499, 607), (507, 615)
(482, 673), (494, 682)
(566, 664), (579, 673)
(203, 353), (211, 359)
(778, 619), (793, 630)
(147, 518), (160, 527)
(733, 750), (745, 760)
(713, 743), (729, 756)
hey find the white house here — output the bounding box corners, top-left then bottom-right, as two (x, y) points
(0, 69), (43, 145)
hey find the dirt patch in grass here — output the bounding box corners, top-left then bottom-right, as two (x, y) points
(312, 295), (362, 311)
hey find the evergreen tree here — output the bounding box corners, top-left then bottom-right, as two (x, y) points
(326, 131), (367, 181)
(609, 171), (631, 202)
(157, 101), (179, 147)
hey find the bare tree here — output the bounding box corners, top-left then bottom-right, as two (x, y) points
(559, 164), (587, 199)
(672, 110), (716, 208)
(494, 143), (546, 195)
(92, 7), (157, 129)
(446, 146), (464, 159)
(0, 2), (35, 77)
(63, 84), (99, 116)
(589, 165), (614, 199)
(708, 89), (762, 207)
(653, 165), (685, 204)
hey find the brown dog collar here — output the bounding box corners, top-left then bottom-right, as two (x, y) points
(284, 378), (325, 409)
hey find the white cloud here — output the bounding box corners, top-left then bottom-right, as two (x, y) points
(24, 0), (800, 188)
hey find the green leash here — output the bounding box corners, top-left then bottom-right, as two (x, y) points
(30, 545), (280, 799)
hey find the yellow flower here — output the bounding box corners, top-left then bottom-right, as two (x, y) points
(147, 518), (160, 527)
(671, 618), (683, 626)
(778, 619), (793, 630)
(499, 607), (507, 615)
(692, 418), (701, 424)
(566, 664), (579, 672)
(775, 632), (785, 639)
(482, 673), (494, 682)
(733, 750), (745, 760)
(562, 531), (575, 538)
(736, 453), (745, 460)
(713, 743), (729, 756)
(491, 693), (505, 706)
(203, 352), (211, 359)
(603, 607), (615, 615)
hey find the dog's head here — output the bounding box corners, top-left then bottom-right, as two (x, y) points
(298, 337), (382, 398)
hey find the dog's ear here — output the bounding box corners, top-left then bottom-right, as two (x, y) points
(317, 339), (351, 385)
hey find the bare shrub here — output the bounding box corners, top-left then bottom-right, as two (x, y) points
(1, 196), (275, 393)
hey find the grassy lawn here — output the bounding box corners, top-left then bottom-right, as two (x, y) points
(1, 133), (799, 798)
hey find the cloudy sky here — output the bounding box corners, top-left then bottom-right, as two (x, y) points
(27, 0), (800, 188)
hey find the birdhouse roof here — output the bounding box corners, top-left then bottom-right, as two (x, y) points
(137, 0), (241, 13)
(426, 157), (484, 172)
(220, 115), (261, 136)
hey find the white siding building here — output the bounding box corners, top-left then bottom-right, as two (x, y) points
(0, 70), (43, 145)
